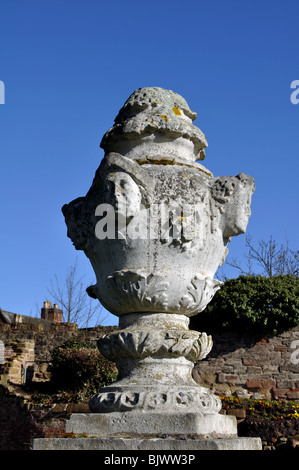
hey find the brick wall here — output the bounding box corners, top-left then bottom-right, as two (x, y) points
(192, 326), (299, 400)
(1, 319), (299, 449)
(0, 385), (68, 450)
(0, 321), (117, 450)
(0, 321), (117, 386)
(1, 319), (299, 400)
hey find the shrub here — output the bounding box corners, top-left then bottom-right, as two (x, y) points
(50, 338), (117, 398)
(193, 275), (299, 334)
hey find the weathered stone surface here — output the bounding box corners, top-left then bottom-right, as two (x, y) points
(62, 88), (255, 320)
(89, 385), (222, 415)
(98, 315), (213, 363)
(89, 313), (222, 416)
(72, 312), (238, 442)
(65, 412), (237, 438)
(33, 436), (262, 451)
(100, 87), (208, 165)
(56, 87), (256, 447)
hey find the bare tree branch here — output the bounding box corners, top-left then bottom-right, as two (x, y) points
(226, 234), (298, 277)
(47, 258), (107, 327)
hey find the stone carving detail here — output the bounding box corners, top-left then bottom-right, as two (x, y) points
(100, 87), (208, 165)
(99, 269), (222, 316)
(105, 269), (169, 313)
(63, 154), (254, 317)
(62, 87), (255, 422)
(98, 329), (212, 363)
(178, 276), (223, 315)
(89, 388), (222, 414)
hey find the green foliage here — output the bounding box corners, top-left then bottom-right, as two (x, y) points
(197, 275), (299, 334)
(50, 337), (117, 400)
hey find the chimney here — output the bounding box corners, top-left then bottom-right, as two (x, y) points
(41, 301), (63, 323)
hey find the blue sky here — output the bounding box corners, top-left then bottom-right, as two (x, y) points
(0, 0), (298, 326)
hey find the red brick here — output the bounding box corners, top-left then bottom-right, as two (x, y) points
(261, 379), (276, 389)
(274, 345), (287, 351)
(246, 380), (262, 389)
(243, 360), (257, 366)
(287, 390), (299, 400)
(273, 388), (289, 398)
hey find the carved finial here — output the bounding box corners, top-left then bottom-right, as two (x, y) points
(100, 87), (208, 164)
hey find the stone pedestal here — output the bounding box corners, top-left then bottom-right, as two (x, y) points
(33, 436), (262, 451)
(89, 314), (222, 418)
(65, 411), (237, 437)
(32, 312), (262, 449)
(32, 312), (262, 450)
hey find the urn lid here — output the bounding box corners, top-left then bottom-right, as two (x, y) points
(100, 87), (208, 165)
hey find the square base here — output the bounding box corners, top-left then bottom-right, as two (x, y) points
(33, 436), (262, 451)
(65, 412), (238, 438)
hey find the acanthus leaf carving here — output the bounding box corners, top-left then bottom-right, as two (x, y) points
(98, 329), (212, 363)
(106, 269), (169, 314)
(179, 276), (223, 314)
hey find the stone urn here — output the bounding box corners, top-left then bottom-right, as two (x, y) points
(62, 87), (255, 437)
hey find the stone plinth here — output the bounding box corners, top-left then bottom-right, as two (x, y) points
(65, 412), (238, 437)
(33, 436), (262, 451)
